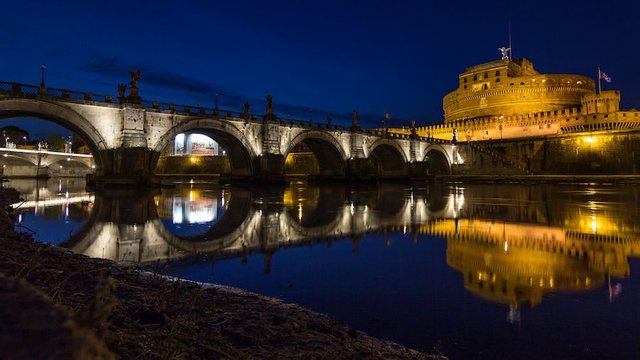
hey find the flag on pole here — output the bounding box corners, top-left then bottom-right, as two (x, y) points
(599, 69), (612, 83)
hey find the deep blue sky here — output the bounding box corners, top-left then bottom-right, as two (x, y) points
(2, 0), (639, 137)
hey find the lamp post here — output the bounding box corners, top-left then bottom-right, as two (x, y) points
(40, 64), (46, 87)
(22, 136), (27, 145)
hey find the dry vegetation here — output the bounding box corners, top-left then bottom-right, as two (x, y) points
(0, 186), (442, 359)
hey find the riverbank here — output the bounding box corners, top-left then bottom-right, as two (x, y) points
(435, 174), (640, 184)
(0, 187), (437, 359)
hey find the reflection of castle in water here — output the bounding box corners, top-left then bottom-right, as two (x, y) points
(49, 182), (640, 313)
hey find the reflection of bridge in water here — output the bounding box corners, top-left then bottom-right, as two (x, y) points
(64, 183), (459, 264)
(8, 178), (93, 216)
(51, 182), (640, 313)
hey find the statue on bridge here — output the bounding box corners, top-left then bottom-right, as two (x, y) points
(242, 102), (251, 120)
(265, 95), (275, 122)
(117, 83), (127, 104)
(352, 110), (359, 130)
(127, 70), (142, 104)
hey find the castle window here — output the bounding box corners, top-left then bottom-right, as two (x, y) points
(495, 70), (500, 76)
(464, 84), (467, 89)
(483, 84), (488, 90)
(464, 77), (467, 83)
(473, 75), (478, 81)
(484, 72), (488, 79)
(496, 78), (500, 83)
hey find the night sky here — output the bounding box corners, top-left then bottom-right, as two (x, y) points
(2, 0), (639, 138)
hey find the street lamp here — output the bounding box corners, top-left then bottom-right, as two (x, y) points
(40, 64), (46, 87)
(22, 136), (27, 145)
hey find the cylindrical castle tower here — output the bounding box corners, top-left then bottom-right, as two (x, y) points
(443, 58), (595, 122)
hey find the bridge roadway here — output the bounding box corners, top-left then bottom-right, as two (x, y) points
(0, 79), (457, 185)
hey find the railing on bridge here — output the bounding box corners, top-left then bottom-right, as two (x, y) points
(0, 80), (444, 142)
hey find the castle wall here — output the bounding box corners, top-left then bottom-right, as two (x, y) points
(453, 130), (640, 175)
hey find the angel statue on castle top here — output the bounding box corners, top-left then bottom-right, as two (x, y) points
(498, 47), (511, 60)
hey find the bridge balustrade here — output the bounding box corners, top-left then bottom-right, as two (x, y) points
(0, 81), (116, 104)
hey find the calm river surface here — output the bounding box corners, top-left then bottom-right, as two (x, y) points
(6, 178), (640, 359)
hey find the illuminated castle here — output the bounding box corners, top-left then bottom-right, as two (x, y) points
(443, 58), (597, 122)
(394, 56), (640, 142)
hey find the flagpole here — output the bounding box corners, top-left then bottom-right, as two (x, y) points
(597, 66), (602, 94)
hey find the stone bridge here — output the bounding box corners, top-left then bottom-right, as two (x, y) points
(0, 148), (94, 177)
(0, 79), (457, 185)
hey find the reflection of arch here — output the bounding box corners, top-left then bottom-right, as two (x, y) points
(284, 131), (347, 178)
(368, 139), (408, 177)
(0, 99), (107, 170)
(171, 188), (252, 242)
(423, 145), (451, 175)
(154, 118), (257, 176)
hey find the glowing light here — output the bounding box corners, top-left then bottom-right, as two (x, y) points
(583, 137), (595, 143)
(298, 204), (303, 222)
(504, 240), (508, 252)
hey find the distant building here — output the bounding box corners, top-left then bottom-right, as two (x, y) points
(392, 57), (640, 141)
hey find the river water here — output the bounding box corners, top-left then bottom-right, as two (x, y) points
(6, 177), (640, 359)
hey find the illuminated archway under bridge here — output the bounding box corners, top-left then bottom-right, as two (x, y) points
(0, 79), (458, 184)
(155, 132), (232, 176)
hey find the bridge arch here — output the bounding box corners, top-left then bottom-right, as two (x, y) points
(0, 98), (108, 170)
(367, 138), (409, 178)
(283, 130), (347, 178)
(0, 154), (37, 167)
(423, 144), (452, 175)
(153, 118), (258, 177)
